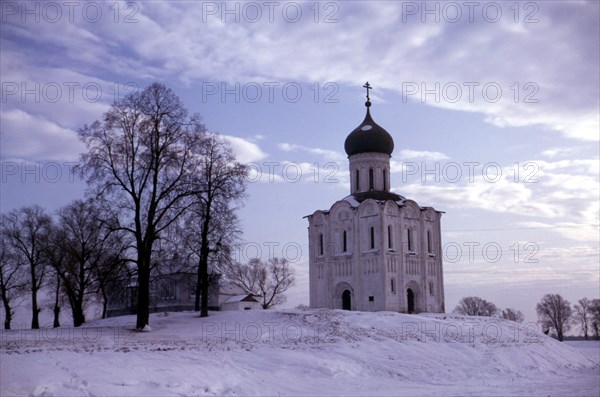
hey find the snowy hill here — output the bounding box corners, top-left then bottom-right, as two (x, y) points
(1, 309), (598, 396)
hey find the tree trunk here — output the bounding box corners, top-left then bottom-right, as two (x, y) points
(62, 280), (85, 327)
(74, 261), (86, 327)
(557, 330), (564, 342)
(53, 272), (61, 328)
(31, 288), (39, 329)
(73, 302), (85, 326)
(30, 264), (39, 329)
(200, 260), (209, 318)
(194, 258), (202, 311)
(72, 303), (86, 327)
(53, 305), (60, 328)
(199, 201), (212, 318)
(199, 229), (210, 318)
(2, 299), (12, 330)
(136, 260), (151, 329)
(101, 286), (108, 319)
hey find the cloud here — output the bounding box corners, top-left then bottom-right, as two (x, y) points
(245, 161), (349, 186)
(397, 180), (557, 219)
(4, 1), (597, 141)
(0, 109), (84, 161)
(515, 221), (599, 243)
(221, 135), (268, 163)
(277, 143), (344, 162)
(393, 157), (599, 235)
(540, 147), (580, 158)
(398, 149), (450, 161)
(278, 143), (296, 152)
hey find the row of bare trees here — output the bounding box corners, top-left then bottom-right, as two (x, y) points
(0, 198), (296, 330)
(536, 295), (600, 342)
(453, 294), (600, 341)
(1, 83), (295, 330)
(0, 202), (128, 329)
(454, 296), (503, 318)
(454, 296), (525, 322)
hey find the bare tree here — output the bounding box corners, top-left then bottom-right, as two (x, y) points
(94, 248), (130, 319)
(0, 234), (26, 329)
(1, 206), (52, 329)
(226, 257), (295, 309)
(44, 224), (68, 329)
(589, 299), (600, 340)
(77, 83), (206, 329)
(574, 298), (591, 340)
(181, 206), (241, 314)
(49, 200), (128, 326)
(454, 296), (499, 317)
(185, 134), (247, 317)
(536, 293), (572, 341)
(501, 308), (524, 323)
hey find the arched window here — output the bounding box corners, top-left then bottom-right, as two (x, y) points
(319, 233), (324, 256)
(355, 169), (360, 191)
(342, 230), (347, 252)
(383, 169), (387, 191)
(369, 168), (374, 190)
(370, 226), (375, 249)
(407, 228), (413, 252)
(391, 278), (396, 294)
(387, 225), (393, 249)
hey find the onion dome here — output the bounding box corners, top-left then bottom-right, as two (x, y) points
(344, 107), (394, 156)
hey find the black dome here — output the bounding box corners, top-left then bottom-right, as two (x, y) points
(344, 109), (394, 156)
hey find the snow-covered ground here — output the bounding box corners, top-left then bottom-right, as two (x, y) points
(1, 309), (598, 396)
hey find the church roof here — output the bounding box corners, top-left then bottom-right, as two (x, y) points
(304, 196), (443, 218)
(225, 294), (258, 303)
(352, 190), (404, 203)
(342, 194), (405, 207)
(344, 108), (395, 156)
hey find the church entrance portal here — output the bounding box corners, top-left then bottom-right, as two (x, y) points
(342, 290), (352, 310)
(407, 288), (415, 313)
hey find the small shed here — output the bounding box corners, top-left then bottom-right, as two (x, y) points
(220, 294), (262, 311)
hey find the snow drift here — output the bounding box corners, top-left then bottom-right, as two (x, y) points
(1, 309), (598, 396)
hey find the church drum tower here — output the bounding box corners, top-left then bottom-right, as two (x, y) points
(306, 83), (445, 313)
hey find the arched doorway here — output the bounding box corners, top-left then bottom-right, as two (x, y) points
(342, 290), (352, 310)
(407, 288), (415, 313)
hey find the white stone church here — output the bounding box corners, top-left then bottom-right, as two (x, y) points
(306, 84), (445, 313)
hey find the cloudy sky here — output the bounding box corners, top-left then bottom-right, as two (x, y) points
(1, 1), (598, 324)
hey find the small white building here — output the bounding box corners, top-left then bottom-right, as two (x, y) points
(218, 282), (262, 311)
(306, 85), (445, 313)
(221, 295), (262, 311)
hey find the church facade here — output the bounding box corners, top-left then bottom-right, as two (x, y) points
(306, 85), (445, 313)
